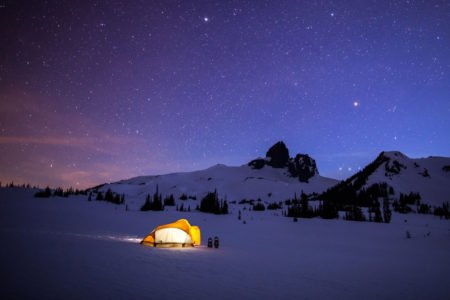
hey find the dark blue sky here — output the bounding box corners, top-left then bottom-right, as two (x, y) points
(1, 0), (449, 188)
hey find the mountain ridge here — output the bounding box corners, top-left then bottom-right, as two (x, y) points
(90, 143), (450, 209)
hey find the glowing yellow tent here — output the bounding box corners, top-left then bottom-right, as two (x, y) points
(141, 219), (201, 248)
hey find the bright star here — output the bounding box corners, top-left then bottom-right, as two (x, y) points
(353, 101), (359, 107)
(203, 17), (209, 22)
(330, 12), (335, 17)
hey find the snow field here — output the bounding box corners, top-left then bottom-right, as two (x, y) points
(1, 187), (449, 299)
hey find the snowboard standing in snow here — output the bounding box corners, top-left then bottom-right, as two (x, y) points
(214, 236), (219, 248)
(207, 237), (212, 248)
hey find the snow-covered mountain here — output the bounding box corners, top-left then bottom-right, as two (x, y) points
(92, 142), (338, 208)
(324, 151), (450, 206)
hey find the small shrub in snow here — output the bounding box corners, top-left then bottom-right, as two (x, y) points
(34, 186), (52, 198)
(252, 203), (265, 211)
(267, 202), (282, 210)
(420, 168), (430, 177)
(417, 204), (431, 214)
(434, 202), (449, 219)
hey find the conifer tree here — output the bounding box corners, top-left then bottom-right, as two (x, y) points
(383, 197), (392, 223)
(141, 194), (152, 211)
(373, 202), (383, 223)
(96, 191), (104, 201)
(200, 189), (228, 214)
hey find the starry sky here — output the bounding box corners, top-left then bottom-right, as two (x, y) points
(1, 0), (449, 189)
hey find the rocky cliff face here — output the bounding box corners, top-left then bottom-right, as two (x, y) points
(266, 141), (290, 168)
(289, 154), (318, 182)
(248, 141), (319, 182)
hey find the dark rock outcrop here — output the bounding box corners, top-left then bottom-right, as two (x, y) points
(266, 141), (290, 168)
(248, 158), (266, 170)
(248, 141), (319, 182)
(289, 154), (319, 182)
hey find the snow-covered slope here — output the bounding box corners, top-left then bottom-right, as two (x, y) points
(98, 163), (338, 209)
(1, 187), (450, 299)
(341, 151), (450, 206)
(366, 151), (450, 205)
(91, 142), (338, 209)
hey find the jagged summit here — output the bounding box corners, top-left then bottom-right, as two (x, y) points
(319, 150), (450, 206)
(379, 151), (409, 160)
(248, 141), (319, 182)
(266, 141), (290, 167)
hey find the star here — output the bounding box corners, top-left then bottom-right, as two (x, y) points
(353, 101), (359, 107)
(330, 12), (335, 17)
(203, 17), (209, 22)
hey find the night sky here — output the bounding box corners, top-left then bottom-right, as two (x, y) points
(1, 0), (449, 189)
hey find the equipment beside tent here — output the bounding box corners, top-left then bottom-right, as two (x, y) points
(140, 219), (201, 248)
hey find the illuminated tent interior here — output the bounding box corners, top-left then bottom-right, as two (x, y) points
(141, 219), (201, 247)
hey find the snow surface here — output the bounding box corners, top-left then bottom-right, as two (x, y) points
(1, 187), (450, 299)
(96, 164), (338, 210)
(365, 152), (450, 206)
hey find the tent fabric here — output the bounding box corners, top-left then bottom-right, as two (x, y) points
(141, 219), (201, 247)
(155, 228), (192, 244)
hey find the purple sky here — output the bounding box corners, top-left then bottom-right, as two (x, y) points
(1, 0), (449, 189)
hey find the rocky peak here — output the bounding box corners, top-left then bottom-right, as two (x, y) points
(266, 141), (290, 168)
(248, 141), (319, 182)
(380, 151), (409, 160)
(289, 154), (319, 182)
